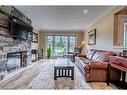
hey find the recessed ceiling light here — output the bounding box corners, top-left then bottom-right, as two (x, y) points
(43, 25), (47, 28)
(74, 25), (79, 29)
(83, 10), (88, 14)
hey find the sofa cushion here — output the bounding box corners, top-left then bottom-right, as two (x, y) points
(86, 49), (96, 61)
(92, 51), (116, 62)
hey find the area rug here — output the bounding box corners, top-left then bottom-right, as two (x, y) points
(26, 59), (92, 89)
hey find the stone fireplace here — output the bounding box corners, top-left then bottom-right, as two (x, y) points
(0, 7), (32, 80)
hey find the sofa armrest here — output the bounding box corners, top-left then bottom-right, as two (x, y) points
(78, 54), (87, 58)
(89, 61), (108, 69)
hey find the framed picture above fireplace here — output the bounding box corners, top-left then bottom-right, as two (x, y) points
(32, 32), (38, 43)
(88, 29), (96, 45)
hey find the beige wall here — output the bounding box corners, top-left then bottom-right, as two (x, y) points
(84, 6), (125, 52)
(39, 31), (84, 57)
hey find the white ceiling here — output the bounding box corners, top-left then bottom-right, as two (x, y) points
(15, 6), (115, 31)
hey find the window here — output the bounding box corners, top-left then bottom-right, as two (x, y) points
(46, 35), (76, 56)
(114, 7), (127, 46)
(124, 22), (127, 46)
(69, 36), (76, 51)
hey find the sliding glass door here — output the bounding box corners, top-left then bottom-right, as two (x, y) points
(46, 35), (76, 56)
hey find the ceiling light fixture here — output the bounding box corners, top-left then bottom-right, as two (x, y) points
(43, 25), (47, 28)
(83, 10), (88, 14)
(74, 25), (79, 29)
(74, 25), (78, 28)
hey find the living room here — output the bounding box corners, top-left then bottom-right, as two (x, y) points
(0, 3), (127, 92)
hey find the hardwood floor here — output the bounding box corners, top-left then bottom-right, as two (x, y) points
(0, 60), (46, 89)
(0, 59), (118, 89)
(89, 82), (118, 89)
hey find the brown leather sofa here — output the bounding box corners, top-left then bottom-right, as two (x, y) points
(75, 49), (121, 82)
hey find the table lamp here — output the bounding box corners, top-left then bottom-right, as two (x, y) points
(81, 40), (86, 46)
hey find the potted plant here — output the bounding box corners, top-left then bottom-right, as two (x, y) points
(46, 45), (52, 59)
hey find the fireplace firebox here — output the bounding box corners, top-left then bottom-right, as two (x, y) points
(6, 51), (27, 73)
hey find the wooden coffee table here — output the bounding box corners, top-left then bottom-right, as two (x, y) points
(54, 58), (74, 80)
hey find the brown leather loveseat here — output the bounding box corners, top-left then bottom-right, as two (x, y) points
(75, 49), (121, 82)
